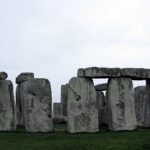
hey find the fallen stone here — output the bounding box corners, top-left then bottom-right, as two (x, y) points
(0, 72), (8, 80)
(0, 80), (16, 131)
(67, 77), (99, 133)
(16, 72), (34, 84)
(107, 78), (137, 131)
(23, 78), (53, 132)
(61, 84), (68, 116)
(95, 83), (108, 91)
(144, 80), (150, 128)
(134, 86), (146, 126)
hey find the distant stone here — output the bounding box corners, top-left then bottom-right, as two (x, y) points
(95, 83), (108, 91)
(53, 103), (66, 123)
(108, 78), (137, 131)
(61, 84), (68, 117)
(121, 68), (150, 80)
(24, 78), (53, 132)
(134, 86), (146, 126)
(0, 80), (16, 131)
(67, 77), (99, 133)
(16, 72), (34, 84)
(144, 80), (150, 128)
(78, 67), (121, 78)
(0, 72), (8, 80)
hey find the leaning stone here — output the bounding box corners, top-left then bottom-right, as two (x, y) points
(134, 86), (146, 126)
(24, 78), (53, 132)
(61, 84), (68, 116)
(108, 78), (137, 131)
(16, 72), (34, 84)
(0, 80), (16, 131)
(0, 72), (8, 80)
(121, 68), (150, 80)
(95, 83), (108, 91)
(67, 77), (99, 133)
(78, 67), (121, 78)
(144, 80), (150, 128)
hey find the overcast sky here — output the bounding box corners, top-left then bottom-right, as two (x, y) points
(0, 0), (150, 102)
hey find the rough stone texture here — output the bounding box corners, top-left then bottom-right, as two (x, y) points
(134, 86), (146, 126)
(78, 67), (121, 78)
(23, 78), (53, 132)
(67, 77), (99, 133)
(16, 83), (26, 126)
(96, 91), (107, 126)
(144, 80), (150, 127)
(0, 72), (8, 80)
(95, 83), (108, 91)
(16, 72), (34, 84)
(78, 67), (150, 80)
(121, 68), (150, 80)
(61, 84), (68, 117)
(107, 78), (137, 131)
(0, 80), (16, 131)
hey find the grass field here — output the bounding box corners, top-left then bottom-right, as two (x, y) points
(0, 124), (150, 150)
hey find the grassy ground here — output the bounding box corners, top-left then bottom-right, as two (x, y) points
(0, 124), (150, 150)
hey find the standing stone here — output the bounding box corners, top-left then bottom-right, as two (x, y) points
(16, 72), (34, 126)
(95, 83), (108, 91)
(144, 80), (150, 127)
(67, 77), (99, 133)
(61, 84), (68, 117)
(0, 80), (16, 131)
(134, 86), (146, 126)
(53, 103), (65, 123)
(0, 72), (8, 80)
(24, 78), (53, 132)
(108, 78), (137, 131)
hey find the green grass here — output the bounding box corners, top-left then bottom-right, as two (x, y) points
(0, 125), (150, 150)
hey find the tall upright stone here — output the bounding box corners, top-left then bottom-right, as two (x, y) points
(144, 80), (150, 127)
(134, 86), (146, 126)
(16, 72), (34, 126)
(67, 77), (99, 133)
(61, 84), (68, 117)
(0, 80), (16, 131)
(23, 78), (53, 132)
(108, 78), (137, 131)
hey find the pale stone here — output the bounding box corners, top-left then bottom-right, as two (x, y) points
(95, 83), (108, 91)
(24, 78), (53, 132)
(0, 80), (16, 131)
(16, 72), (34, 84)
(61, 84), (68, 116)
(134, 86), (146, 126)
(0, 72), (8, 80)
(108, 78), (137, 131)
(67, 77), (99, 133)
(144, 80), (150, 127)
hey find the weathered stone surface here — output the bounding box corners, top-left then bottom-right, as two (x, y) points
(16, 72), (34, 84)
(78, 67), (150, 80)
(78, 67), (121, 78)
(134, 86), (146, 126)
(121, 68), (150, 80)
(108, 78), (137, 131)
(67, 77), (99, 133)
(61, 84), (68, 116)
(23, 78), (53, 132)
(16, 83), (26, 126)
(144, 80), (150, 127)
(96, 91), (107, 126)
(0, 80), (16, 131)
(0, 72), (8, 80)
(95, 83), (108, 91)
